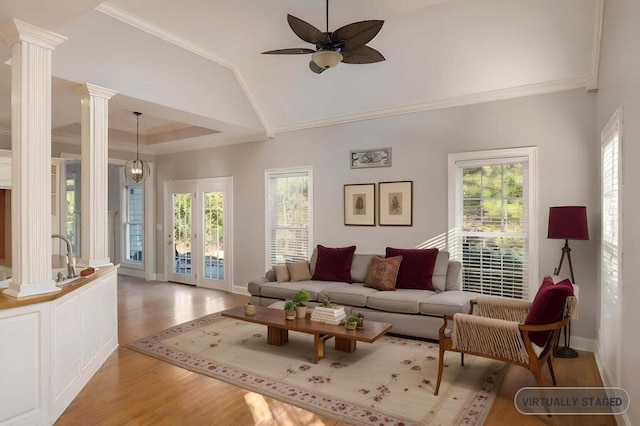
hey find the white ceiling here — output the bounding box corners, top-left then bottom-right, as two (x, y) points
(0, 0), (600, 154)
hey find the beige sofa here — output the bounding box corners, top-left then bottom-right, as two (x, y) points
(248, 251), (481, 340)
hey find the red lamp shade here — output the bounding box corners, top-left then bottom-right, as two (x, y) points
(547, 206), (589, 240)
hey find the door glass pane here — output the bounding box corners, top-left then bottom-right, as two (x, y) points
(203, 191), (224, 280)
(173, 193), (192, 276)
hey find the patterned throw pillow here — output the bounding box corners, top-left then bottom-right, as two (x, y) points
(287, 260), (312, 282)
(364, 256), (403, 291)
(274, 264), (290, 282)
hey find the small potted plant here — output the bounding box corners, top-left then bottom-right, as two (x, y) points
(344, 314), (359, 330)
(244, 301), (256, 316)
(284, 300), (297, 320)
(321, 294), (337, 308)
(293, 289), (312, 318)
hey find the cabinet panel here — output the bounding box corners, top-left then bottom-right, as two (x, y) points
(80, 284), (101, 370)
(0, 312), (40, 422)
(52, 294), (81, 400)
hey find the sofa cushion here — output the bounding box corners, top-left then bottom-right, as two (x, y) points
(366, 289), (437, 314)
(318, 283), (379, 307)
(385, 247), (438, 290)
(525, 276), (574, 346)
(365, 256), (402, 291)
(287, 261), (312, 282)
(312, 245), (356, 283)
(418, 291), (481, 316)
(350, 254), (375, 283)
(274, 264), (290, 282)
(259, 280), (334, 301)
(431, 251), (450, 292)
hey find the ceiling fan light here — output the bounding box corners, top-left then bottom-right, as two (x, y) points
(312, 50), (343, 69)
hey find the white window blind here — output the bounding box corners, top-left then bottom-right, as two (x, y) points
(265, 168), (313, 269)
(600, 110), (622, 385)
(449, 148), (537, 299)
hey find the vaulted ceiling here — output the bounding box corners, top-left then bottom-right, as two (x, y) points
(0, 0), (601, 154)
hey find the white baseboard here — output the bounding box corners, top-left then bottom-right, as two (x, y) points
(570, 335), (595, 352)
(232, 284), (250, 296)
(155, 273), (166, 282)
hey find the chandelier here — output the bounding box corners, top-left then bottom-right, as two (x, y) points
(124, 111), (150, 183)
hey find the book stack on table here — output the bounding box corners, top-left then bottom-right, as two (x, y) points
(310, 306), (346, 325)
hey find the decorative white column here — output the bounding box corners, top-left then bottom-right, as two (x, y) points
(73, 83), (118, 268)
(0, 20), (66, 297)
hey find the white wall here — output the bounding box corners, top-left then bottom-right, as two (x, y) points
(157, 88), (599, 342)
(596, 0), (640, 424)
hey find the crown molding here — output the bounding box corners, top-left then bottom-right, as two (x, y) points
(272, 76), (592, 134)
(95, 2), (272, 136)
(586, 0), (604, 91)
(150, 132), (273, 156)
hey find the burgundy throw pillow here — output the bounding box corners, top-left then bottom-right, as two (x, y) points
(525, 276), (574, 346)
(312, 245), (356, 283)
(385, 247), (438, 290)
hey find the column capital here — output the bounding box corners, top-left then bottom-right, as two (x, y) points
(73, 83), (118, 100)
(0, 19), (67, 49)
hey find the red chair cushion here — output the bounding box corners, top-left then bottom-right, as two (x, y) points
(525, 276), (574, 346)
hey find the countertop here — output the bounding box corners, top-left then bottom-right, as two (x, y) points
(0, 263), (119, 311)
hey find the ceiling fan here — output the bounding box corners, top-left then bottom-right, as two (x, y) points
(262, 0), (385, 74)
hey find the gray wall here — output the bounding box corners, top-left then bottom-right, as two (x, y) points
(157, 88), (599, 342)
(596, 0), (640, 423)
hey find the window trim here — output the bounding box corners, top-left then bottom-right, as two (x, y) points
(122, 183), (144, 269)
(264, 166), (314, 272)
(448, 147), (538, 299)
(599, 108), (623, 387)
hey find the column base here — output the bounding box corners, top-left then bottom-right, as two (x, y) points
(2, 280), (61, 298)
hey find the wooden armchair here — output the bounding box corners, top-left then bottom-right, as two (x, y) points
(434, 295), (577, 395)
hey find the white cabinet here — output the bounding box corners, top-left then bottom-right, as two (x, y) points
(0, 267), (119, 425)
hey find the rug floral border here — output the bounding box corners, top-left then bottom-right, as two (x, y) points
(125, 314), (506, 426)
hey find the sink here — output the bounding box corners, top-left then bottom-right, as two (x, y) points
(52, 268), (82, 286)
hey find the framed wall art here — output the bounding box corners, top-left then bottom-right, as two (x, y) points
(379, 181), (413, 226)
(350, 148), (392, 169)
(344, 183), (376, 226)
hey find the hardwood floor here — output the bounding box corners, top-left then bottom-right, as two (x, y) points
(56, 276), (616, 426)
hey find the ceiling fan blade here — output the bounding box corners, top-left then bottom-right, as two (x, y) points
(341, 46), (386, 64)
(309, 60), (326, 74)
(331, 20), (384, 51)
(262, 48), (316, 55)
(287, 15), (331, 46)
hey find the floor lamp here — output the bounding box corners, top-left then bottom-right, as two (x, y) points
(547, 206), (589, 358)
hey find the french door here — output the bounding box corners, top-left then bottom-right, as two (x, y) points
(165, 177), (232, 291)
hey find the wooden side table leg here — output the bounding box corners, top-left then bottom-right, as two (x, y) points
(335, 337), (356, 353)
(267, 326), (288, 346)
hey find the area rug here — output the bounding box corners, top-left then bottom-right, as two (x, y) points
(125, 314), (506, 426)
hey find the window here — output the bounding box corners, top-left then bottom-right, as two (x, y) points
(448, 148), (537, 299)
(599, 109), (622, 385)
(65, 172), (80, 255)
(265, 167), (313, 269)
(124, 184), (144, 264)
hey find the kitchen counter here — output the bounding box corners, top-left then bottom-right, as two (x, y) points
(0, 263), (119, 425)
(0, 263), (119, 310)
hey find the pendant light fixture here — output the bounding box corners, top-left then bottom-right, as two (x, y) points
(124, 111), (150, 183)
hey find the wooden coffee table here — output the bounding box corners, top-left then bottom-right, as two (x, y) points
(221, 305), (392, 363)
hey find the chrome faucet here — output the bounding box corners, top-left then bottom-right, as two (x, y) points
(52, 234), (77, 278)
